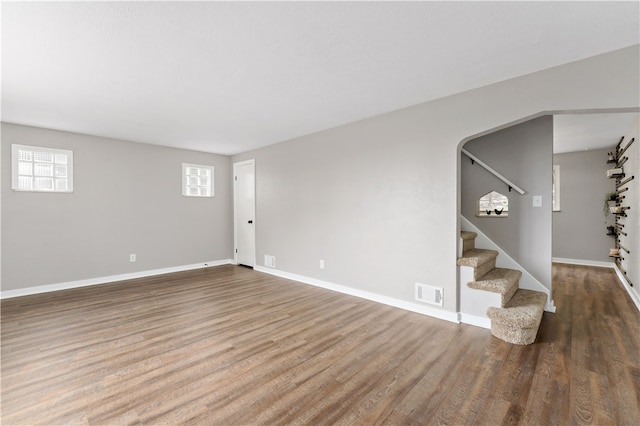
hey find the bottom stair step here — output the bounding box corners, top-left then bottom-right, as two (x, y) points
(487, 289), (547, 345)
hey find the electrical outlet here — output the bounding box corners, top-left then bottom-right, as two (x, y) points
(264, 255), (276, 268)
(532, 195), (542, 207)
(319, 259), (325, 269)
(130, 254), (136, 262)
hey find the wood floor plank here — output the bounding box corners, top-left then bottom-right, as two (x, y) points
(2, 263), (640, 425)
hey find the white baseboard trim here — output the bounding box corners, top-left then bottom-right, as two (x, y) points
(613, 263), (640, 312)
(0, 259), (233, 299)
(552, 258), (615, 268)
(254, 266), (460, 324)
(459, 313), (491, 329)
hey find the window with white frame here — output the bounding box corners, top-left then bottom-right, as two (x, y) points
(182, 163), (214, 197)
(552, 164), (560, 211)
(12, 144), (73, 193)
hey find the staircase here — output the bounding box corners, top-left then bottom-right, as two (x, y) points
(457, 231), (547, 345)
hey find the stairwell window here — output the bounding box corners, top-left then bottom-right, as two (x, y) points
(182, 163), (214, 197)
(11, 144), (73, 193)
(552, 165), (560, 211)
(478, 190), (508, 217)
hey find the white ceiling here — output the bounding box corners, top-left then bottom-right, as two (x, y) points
(554, 112), (639, 154)
(2, 1), (639, 155)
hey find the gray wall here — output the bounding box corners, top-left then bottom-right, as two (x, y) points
(1, 46), (638, 310)
(552, 148), (616, 263)
(232, 46), (639, 313)
(1, 123), (233, 291)
(461, 116), (553, 288)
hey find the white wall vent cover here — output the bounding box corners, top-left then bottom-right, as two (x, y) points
(415, 283), (443, 307)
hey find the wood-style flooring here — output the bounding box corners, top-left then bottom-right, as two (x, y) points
(1, 263), (639, 425)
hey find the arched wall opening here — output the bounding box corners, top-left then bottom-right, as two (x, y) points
(455, 108), (639, 312)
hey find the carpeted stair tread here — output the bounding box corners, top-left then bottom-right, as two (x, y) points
(460, 231), (478, 253)
(487, 289), (547, 328)
(456, 248), (498, 268)
(486, 289), (547, 345)
(456, 231), (546, 345)
(460, 231), (477, 241)
(468, 268), (521, 307)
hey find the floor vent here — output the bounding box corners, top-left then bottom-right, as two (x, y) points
(415, 283), (443, 307)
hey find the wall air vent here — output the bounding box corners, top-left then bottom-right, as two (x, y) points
(415, 283), (443, 307)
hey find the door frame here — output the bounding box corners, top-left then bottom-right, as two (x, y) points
(233, 159), (256, 266)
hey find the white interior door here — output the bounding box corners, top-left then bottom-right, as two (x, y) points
(234, 160), (256, 267)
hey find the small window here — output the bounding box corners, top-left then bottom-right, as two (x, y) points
(552, 164), (560, 211)
(11, 144), (73, 193)
(478, 190), (508, 217)
(182, 163), (214, 197)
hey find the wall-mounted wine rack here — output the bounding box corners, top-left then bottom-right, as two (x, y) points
(607, 136), (635, 287)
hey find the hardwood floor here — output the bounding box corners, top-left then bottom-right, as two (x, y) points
(1, 263), (639, 425)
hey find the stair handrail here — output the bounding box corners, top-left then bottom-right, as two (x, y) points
(461, 148), (526, 195)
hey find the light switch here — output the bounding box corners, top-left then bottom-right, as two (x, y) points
(532, 195), (542, 207)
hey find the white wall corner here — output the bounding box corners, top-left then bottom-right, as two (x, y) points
(545, 299), (557, 313)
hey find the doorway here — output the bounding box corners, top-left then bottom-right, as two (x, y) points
(234, 159), (256, 267)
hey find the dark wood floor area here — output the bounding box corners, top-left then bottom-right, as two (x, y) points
(1, 263), (639, 425)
